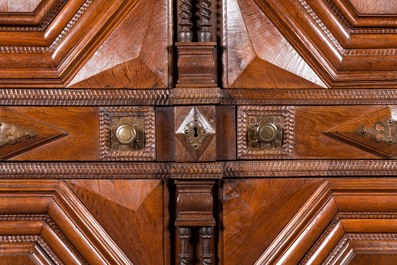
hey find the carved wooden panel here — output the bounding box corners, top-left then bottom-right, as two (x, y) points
(295, 106), (395, 159)
(0, 179), (167, 265)
(222, 178), (397, 264)
(3, 107), (99, 161)
(224, 0), (397, 88)
(223, 0), (325, 89)
(0, 0), (170, 88)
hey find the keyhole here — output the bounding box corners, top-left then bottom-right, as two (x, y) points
(193, 127), (199, 137)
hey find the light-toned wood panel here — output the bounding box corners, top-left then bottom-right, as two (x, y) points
(349, 0), (397, 15)
(0, 0), (41, 12)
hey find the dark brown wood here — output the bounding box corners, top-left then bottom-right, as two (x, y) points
(156, 107), (176, 162)
(216, 106), (236, 161)
(1, 0), (397, 264)
(176, 42), (217, 88)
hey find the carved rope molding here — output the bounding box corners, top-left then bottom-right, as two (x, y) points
(0, 89), (169, 106)
(4, 89), (397, 105)
(2, 161), (397, 178)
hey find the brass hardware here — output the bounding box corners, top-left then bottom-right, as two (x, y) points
(111, 117), (145, 151)
(357, 117), (397, 145)
(256, 123), (278, 143)
(0, 121), (37, 148)
(115, 125), (136, 145)
(177, 107), (215, 151)
(247, 116), (283, 149)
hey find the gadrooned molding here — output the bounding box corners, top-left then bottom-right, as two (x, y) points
(2, 160), (397, 178)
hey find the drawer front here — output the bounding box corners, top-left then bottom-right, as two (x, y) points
(1, 106), (155, 161)
(237, 105), (395, 160)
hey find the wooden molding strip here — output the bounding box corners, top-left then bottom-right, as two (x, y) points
(1, 160), (397, 178)
(222, 89), (397, 105)
(0, 89), (169, 106)
(3, 89), (397, 105)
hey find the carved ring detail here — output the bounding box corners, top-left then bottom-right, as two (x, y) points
(357, 117), (397, 145)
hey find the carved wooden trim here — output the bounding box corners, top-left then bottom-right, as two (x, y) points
(170, 163), (223, 179)
(258, 178), (397, 264)
(237, 106), (295, 159)
(170, 88), (221, 105)
(100, 107), (155, 161)
(321, 232), (397, 264)
(0, 89), (169, 105)
(0, 0), (68, 32)
(0, 162), (167, 179)
(223, 160), (397, 177)
(221, 89), (397, 105)
(6, 89), (397, 106)
(0, 0), (94, 53)
(4, 160), (397, 178)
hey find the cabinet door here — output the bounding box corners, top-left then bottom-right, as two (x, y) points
(221, 0), (397, 264)
(0, 0), (171, 264)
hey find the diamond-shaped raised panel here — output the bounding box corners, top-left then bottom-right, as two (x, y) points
(324, 106), (397, 158)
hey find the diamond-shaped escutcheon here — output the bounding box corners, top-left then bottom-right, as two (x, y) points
(176, 107), (215, 161)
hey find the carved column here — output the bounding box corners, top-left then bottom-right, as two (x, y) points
(178, 227), (192, 265)
(175, 181), (216, 265)
(198, 0), (212, 42)
(174, 0), (218, 92)
(199, 227), (213, 265)
(178, 0), (193, 42)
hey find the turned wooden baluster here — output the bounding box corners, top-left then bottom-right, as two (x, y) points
(197, 0), (212, 42)
(178, 227), (192, 265)
(179, 0), (193, 42)
(200, 227), (213, 265)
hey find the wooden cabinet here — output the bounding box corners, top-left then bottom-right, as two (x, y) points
(1, 0), (397, 264)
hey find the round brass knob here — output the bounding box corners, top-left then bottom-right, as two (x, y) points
(256, 123), (279, 143)
(115, 125), (136, 145)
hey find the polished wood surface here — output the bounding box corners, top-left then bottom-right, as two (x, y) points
(1, 0), (397, 264)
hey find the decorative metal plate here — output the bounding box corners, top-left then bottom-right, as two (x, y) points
(100, 107), (155, 161)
